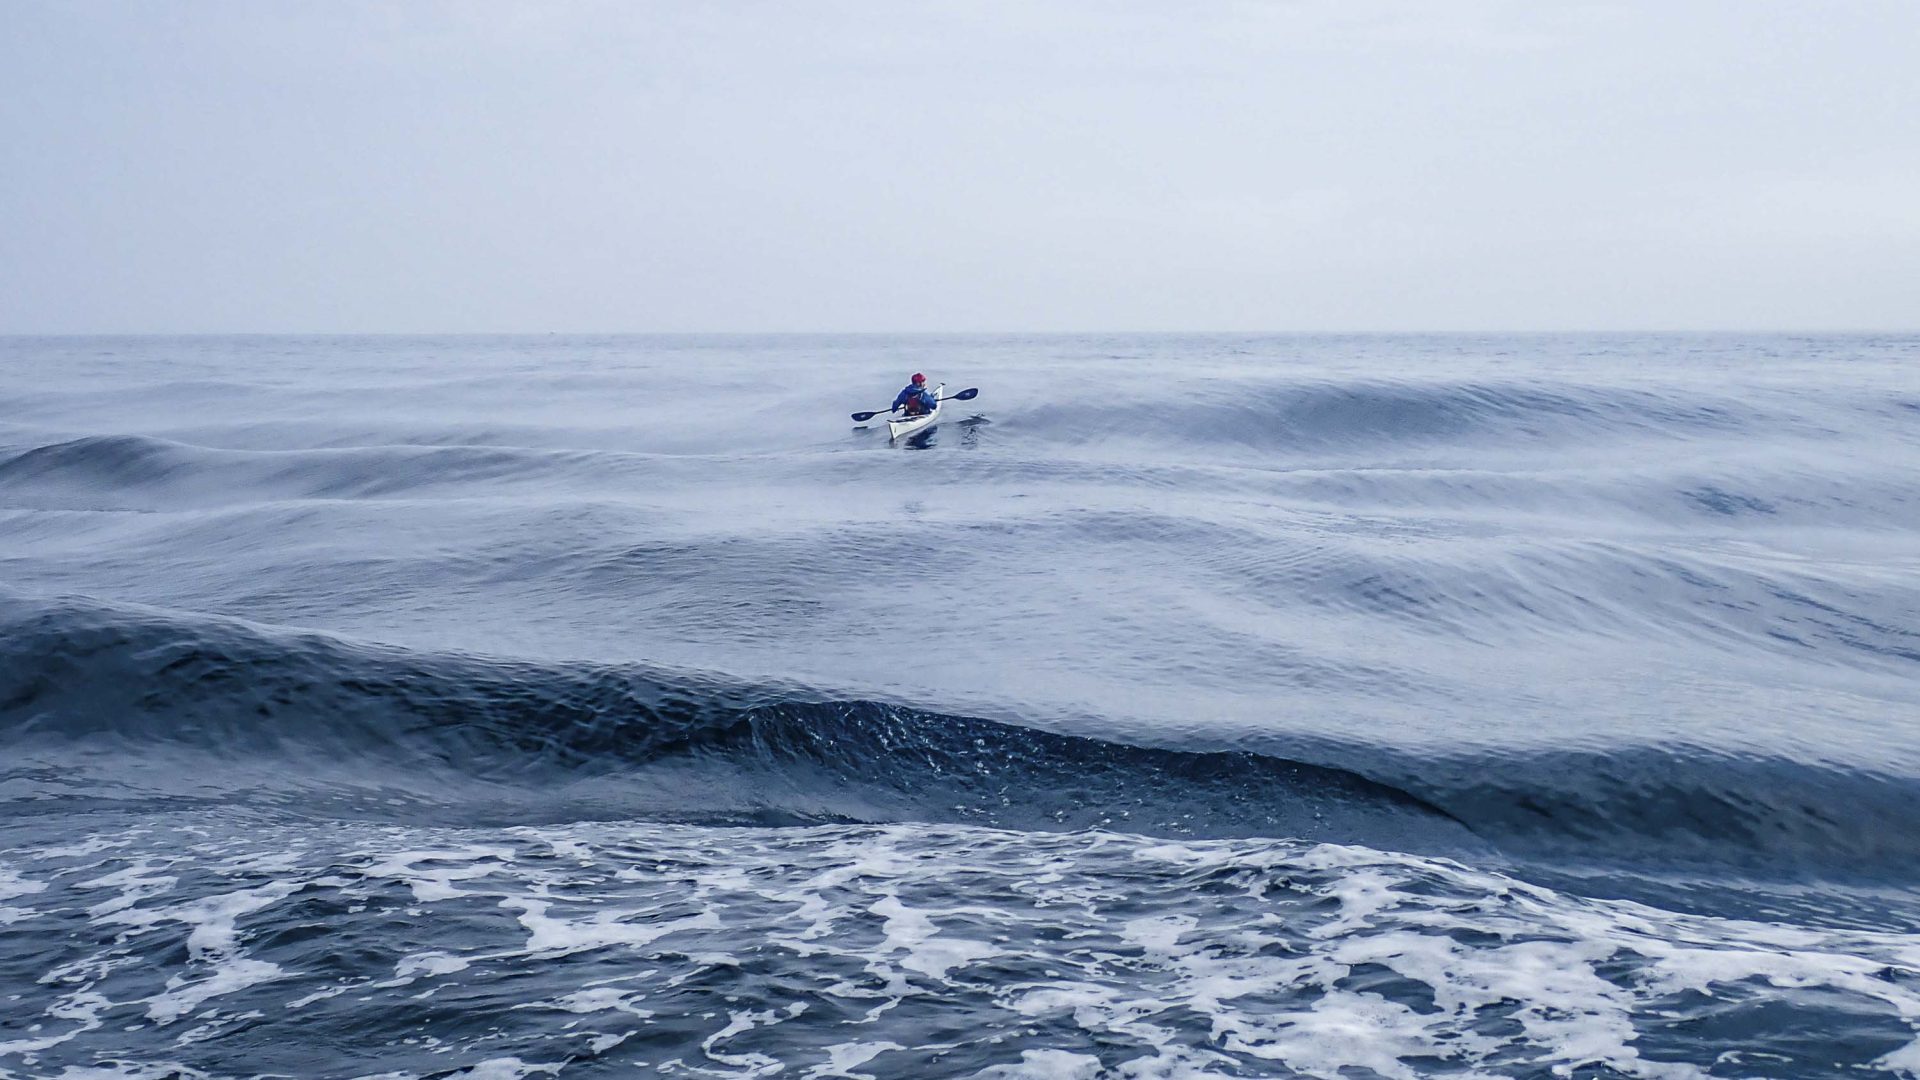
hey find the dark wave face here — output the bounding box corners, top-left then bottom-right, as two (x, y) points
(8, 592), (1920, 885)
(0, 593), (1468, 854)
(3, 333), (1919, 1077)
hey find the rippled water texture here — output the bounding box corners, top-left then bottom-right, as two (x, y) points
(3, 334), (1918, 1077)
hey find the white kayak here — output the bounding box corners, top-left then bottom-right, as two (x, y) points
(887, 382), (943, 441)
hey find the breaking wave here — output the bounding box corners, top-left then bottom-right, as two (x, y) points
(5, 593), (1917, 881)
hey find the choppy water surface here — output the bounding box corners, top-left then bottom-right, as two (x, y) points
(3, 333), (1918, 1077)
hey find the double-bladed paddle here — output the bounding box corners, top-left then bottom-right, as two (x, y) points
(851, 387), (979, 423)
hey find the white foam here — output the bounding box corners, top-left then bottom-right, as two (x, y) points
(701, 1003), (807, 1074)
(361, 847), (514, 902)
(870, 894), (998, 981)
(540, 988), (653, 1018)
(1121, 914), (1196, 957)
(970, 1049), (1104, 1079)
(286, 981), (363, 1010)
(0, 989), (111, 1056)
(73, 860), (179, 919)
(87, 880), (297, 1024)
(103, 881), (296, 958)
(394, 952), (471, 979)
(441, 1057), (563, 1079)
(10, 821), (1920, 1077)
(802, 1040), (905, 1078)
(0, 863), (47, 925)
(587, 1031), (631, 1055)
(30, 837), (130, 860)
(500, 897), (720, 957)
(147, 956), (285, 1025)
(1333, 931), (1651, 1076)
(0, 864), (48, 902)
(1308, 869), (1404, 939)
(43, 1064), (212, 1080)
(1875, 1037), (1920, 1075)
(1010, 984), (1122, 1018)
(1221, 989), (1444, 1080)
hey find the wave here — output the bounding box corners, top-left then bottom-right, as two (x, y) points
(7, 416), (1915, 538)
(4, 592), (1917, 881)
(1007, 378), (1838, 454)
(0, 592), (1464, 853)
(558, 502), (1920, 675)
(0, 433), (653, 510)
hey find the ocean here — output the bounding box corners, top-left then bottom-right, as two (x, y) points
(2, 333), (1918, 1078)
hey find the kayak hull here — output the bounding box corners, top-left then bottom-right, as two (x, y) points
(887, 383), (943, 441)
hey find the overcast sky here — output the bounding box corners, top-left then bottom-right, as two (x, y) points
(2, 1), (1915, 332)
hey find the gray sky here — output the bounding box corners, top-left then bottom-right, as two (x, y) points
(3, 1), (1916, 332)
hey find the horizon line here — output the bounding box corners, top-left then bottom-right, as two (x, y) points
(5, 328), (1918, 338)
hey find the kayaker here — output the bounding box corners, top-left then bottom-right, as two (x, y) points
(892, 373), (937, 417)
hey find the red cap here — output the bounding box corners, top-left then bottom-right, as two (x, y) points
(911, 373), (926, 384)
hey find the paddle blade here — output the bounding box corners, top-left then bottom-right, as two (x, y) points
(945, 387), (979, 401)
(851, 410), (882, 422)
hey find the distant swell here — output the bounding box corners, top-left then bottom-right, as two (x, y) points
(1013, 378), (1809, 453)
(0, 433), (606, 509)
(4, 592), (1918, 880)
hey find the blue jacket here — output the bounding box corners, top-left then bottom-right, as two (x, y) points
(892, 383), (937, 413)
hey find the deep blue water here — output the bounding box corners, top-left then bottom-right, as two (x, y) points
(2, 333), (1918, 1077)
